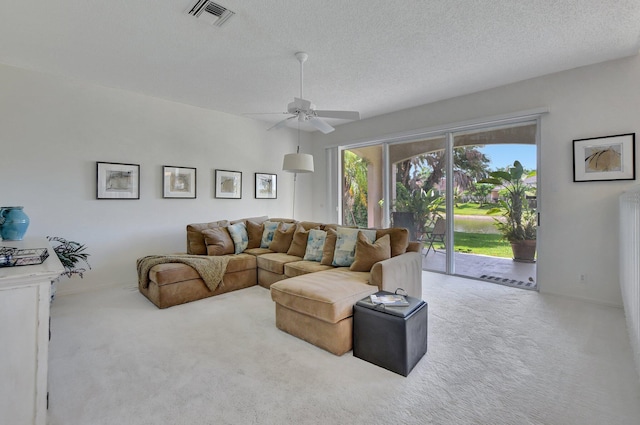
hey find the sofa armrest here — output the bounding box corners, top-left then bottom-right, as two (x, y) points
(369, 252), (422, 299)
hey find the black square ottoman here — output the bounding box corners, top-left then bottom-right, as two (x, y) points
(353, 291), (428, 376)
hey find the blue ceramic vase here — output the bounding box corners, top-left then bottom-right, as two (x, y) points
(0, 206), (30, 241)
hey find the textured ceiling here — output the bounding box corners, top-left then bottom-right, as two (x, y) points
(1, 1), (639, 132)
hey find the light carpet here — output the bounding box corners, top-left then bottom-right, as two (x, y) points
(48, 272), (640, 425)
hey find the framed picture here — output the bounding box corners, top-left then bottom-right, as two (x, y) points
(163, 165), (196, 198)
(215, 169), (242, 199)
(573, 133), (635, 182)
(96, 162), (140, 199)
(255, 173), (277, 199)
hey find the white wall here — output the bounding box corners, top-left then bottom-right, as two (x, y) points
(0, 64), (313, 292)
(310, 54), (640, 307)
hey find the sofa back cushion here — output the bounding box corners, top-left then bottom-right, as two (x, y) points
(375, 227), (410, 257)
(320, 228), (338, 266)
(350, 233), (391, 272)
(270, 222), (297, 253)
(229, 215), (269, 225)
(246, 220), (264, 249)
(202, 227), (235, 256)
(186, 220), (230, 255)
(303, 229), (327, 262)
(332, 227), (377, 267)
(287, 225), (313, 257)
(297, 221), (324, 231)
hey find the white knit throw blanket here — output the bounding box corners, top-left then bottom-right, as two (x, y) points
(137, 255), (230, 292)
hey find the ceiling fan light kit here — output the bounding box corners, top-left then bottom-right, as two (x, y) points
(266, 52), (361, 134)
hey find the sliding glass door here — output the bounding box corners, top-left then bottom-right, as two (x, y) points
(388, 136), (447, 273)
(450, 123), (537, 287)
(339, 115), (540, 289)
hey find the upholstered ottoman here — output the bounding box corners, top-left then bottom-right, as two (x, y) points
(353, 291), (428, 376)
(270, 269), (378, 355)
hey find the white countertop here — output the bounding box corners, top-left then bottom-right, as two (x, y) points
(0, 237), (65, 288)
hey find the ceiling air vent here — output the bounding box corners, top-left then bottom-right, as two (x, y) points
(187, 0), (235, 27)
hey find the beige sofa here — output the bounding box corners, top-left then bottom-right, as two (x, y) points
(138, 216), (422, 355)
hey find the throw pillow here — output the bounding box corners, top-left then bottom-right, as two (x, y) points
(270, 222), (296, 253)
(350, 233), (391, 272)
(376, 228), (410, 257)
(202, 227), (234, 256)
(287, 225), (313, 257)
(320, 228), (338, 266)
(227, 222), (248, 254)
(303, 229), (327, 262)
(260, 221), (279, 248)
(332, 227), (377, 267)
(246, 220), (263, 249)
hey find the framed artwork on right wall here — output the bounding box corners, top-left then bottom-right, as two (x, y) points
(573, 133), (635, 182)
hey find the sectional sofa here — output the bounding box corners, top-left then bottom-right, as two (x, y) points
(138, 216), (423, 355)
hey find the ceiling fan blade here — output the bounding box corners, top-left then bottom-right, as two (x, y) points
(267, 115), (297, 131)
(314, 110), (360, 121)
(243, 112), (290, 116)
(294, 97), (312, 110)
(308, 117), (335, 134)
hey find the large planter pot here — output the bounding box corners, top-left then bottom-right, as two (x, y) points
(0, 206), (30, 241)
(511, 239), (536, 263)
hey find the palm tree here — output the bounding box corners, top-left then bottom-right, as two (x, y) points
(342, 151), (370, 227)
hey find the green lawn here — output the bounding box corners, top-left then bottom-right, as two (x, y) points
(452, 202), (495, 216)
(430, 231), (512, 258)
(426, 202), (512, 258)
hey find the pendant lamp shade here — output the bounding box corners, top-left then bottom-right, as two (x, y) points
(282, 153), (314, 173)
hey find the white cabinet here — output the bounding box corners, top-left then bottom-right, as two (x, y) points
(0, 238), (64, 425)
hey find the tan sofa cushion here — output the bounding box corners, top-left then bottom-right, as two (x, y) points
(297, 221), (324, 230)
(268, 218), (297, 224)
(270, 222), (296, 253)
(202, 227), (234, 256)
(270, 270), (378, 324)
(284, 260), (334, 278)
(150, 254), (256, 285)
(350, 233), (391, 272)
(244, 247), (273, 256)
(320, 228), (337, 266)
(230, 216), (269, 225)
(186, 220), (230, 255)
(246, 220), (263, 249)
(376, 227), (409, 257)
(287, 224), (315, 257)
(256, 252), (303, 274)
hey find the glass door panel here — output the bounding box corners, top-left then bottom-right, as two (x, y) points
(452, 123), (537, 288)
(388, 136), (447, 273)
(342, 146), (384, 228)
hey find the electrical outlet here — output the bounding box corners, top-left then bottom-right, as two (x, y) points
(579, 274), (587, 283)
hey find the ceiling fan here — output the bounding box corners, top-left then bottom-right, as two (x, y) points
(264, 52), (360, 134)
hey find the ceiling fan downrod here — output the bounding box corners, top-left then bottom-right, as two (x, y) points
(295, 52), (308, 100)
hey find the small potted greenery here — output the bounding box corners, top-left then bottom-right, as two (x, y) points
(392, 184), (444, 241)
(47, 236), (91, 300)
(480, 161), (537, 262)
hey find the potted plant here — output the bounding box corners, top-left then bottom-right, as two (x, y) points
(392, 184), (444, 241)
(47, 236), (91, 300)
(480, 161), (537, 262)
